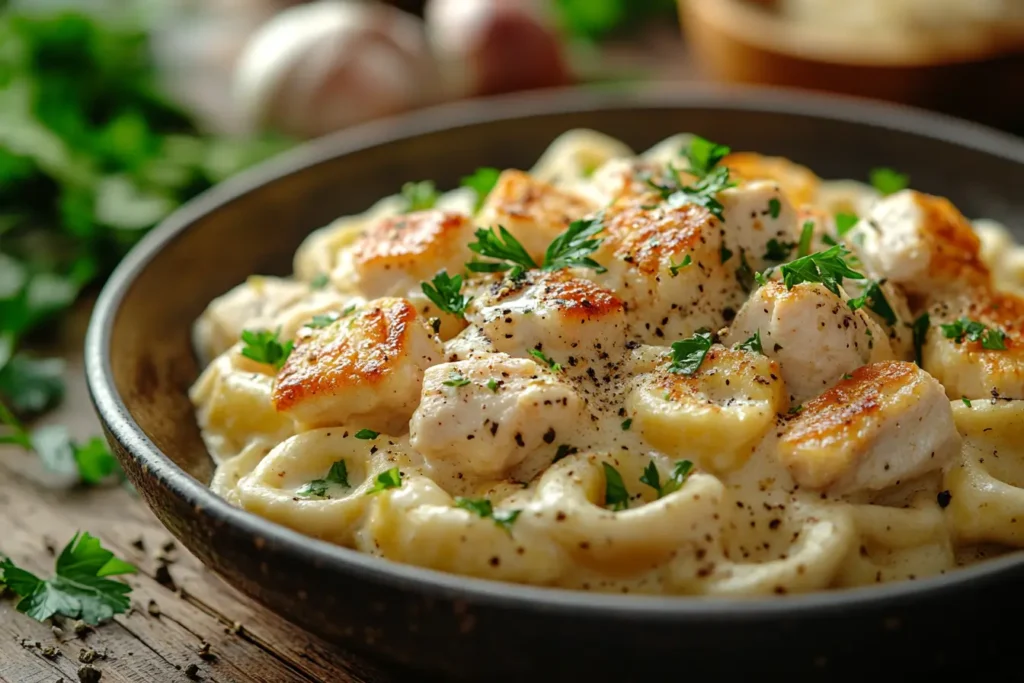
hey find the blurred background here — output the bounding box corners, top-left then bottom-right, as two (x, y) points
(2, 0), (1024, 424)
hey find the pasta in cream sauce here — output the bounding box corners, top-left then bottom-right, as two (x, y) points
(190, 130), (1024, 596)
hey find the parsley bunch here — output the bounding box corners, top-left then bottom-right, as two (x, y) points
(455, 497), (521, 532)
(467, 216), (607, 276)
(940, 317), (1007, 350)
(779, 245), (864, 296)
(422, 271), (472, 317)
(668, 330), (713, 375)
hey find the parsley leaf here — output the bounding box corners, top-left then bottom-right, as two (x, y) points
(354, 429), (379, 440)
(639, 460), (694, 499)
(847, 281), (897, 326)
(306, 313), (338, 329)
(779, 244), (864, 296)
(467, 226), (537, 273)
(870, 168), (909, 196)
(297, 460), (350, 498)
(962, 397), (972, 408)
(602, 462), (629, 511)
(735, 249), (756, 292)
(529, 348), (562, 372)
(366, 467), (402, 494)
(912, 313), (930, 366)
(400, 180), (439, 212)
(461, 167), (501, 212)
(939, 317), (1007, 349)
(422, 270), (472, 317)
(455, 497), (521, 532)
(646, 165), (736, 221)
(734, 330), (763, 355)
(240, 328), (293, 370)
(30, 426), (121, 485)
(668, 330), (713, 375)
(982, 328), (1007, 350)
(310, 273), (330, 289)
(442, 373), (471, 388)
(797, 220), (814, 257)
(835, 212), (859, 236)
(763, 239), (795, 262)
(621, 418), (632, 430)
(669, 254), (692, 276)
(768, 198), (781, 219)
(685, 136), (731, 178)
(0, 532), (136, 625)
(720, 245), (733, 264)
(542, 217), (606, 273)
(486, 378), (499, 392)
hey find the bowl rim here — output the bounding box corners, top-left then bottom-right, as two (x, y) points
(682, 0), (1024, 68)
(86, 83), (1024, 621)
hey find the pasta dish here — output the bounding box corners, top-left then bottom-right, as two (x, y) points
(190, 129), (1024, 596)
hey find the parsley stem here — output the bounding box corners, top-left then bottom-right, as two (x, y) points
(0, 400), (31, 450)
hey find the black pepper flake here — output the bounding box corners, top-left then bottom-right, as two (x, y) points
(514, 433), (525, 447)
(937, 490), (952, 508)
(542, 428), (556, 444)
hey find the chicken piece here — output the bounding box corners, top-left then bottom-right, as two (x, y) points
(626, 346), (787, 474)
(718, 180), (801, 274)
(475, 169), (597, 264)
(723, 281), (894, 404)
(923, 286), (1024, 399)
(193, 276), (311, 364)
(841, 277), (915, 361)
(778, 361), (961, 495)
(573, 157), (664, 205)
(847, 190), (990, 296)
(592, 201), (738, 343)
(273, 297), (443, 432)
(722, 152), (820, 208)
(464, 269), (627, 368)
(409, 354), (585, 489)
(333, 210), (476, 299)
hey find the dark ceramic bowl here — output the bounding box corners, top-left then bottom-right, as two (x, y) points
(86, 86), (1024, 681)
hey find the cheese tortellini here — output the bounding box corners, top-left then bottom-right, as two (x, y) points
(191, 130), (1024, 597)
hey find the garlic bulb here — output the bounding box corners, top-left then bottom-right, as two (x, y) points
(233, 0), (442, 139)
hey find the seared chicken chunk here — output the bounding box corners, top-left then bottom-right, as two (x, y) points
(718, 180), (801, 273)
(626, 346), (787, 474)
(464, 269), (627, 367)
(923, 286), (1024, 399)
(841, 277), (915, 361)
(574, 157), (664, 205)
(273, 298), (443, 432)
(722, 152), (820, 208)
(848, 190), (990, 296)
(475, 170), (597, 264)
(333, 210), (476, 299)
(778, 361), (960, 495)
(724, 281), (894, 404)
(409, 354), (585, 489)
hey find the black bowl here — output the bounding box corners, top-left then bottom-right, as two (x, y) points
(85, 85), (1024, 680)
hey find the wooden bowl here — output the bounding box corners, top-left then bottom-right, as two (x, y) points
(86, 85), (1024, 681)
(681, 0), (1024, 129)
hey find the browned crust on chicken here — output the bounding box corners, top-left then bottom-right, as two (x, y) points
(914, 193), (989, 287)
(602, 202), (716, 275)
(273, 299), (418, 411)
(350, 210), (472, 272)
(486, 170), (593, 227)
(656, 347), (783, 402)
(722, 152), (820, 207)
(533, 271), (624, 321)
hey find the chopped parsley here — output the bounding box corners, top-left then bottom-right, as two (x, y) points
(340, 304), (357, 317)
(779, 244), (864, 296)
(841, 373), (853, 380)
(645, 163), (735, 221)
(0, 532), (136, 625)
(962, 397), (972, 408)
(602, 462), (629, 511)
(442, 373), (471, 388)
(297, 460), (350, 498)
(870, 168), (909, 196)
(486, 378), (499, 392)
(735, 249), (756, 292)
(668, 330), (713, 376)
(542, 216), (607, 273)
(768, 198), (781, 219)
(306, 313), (339, 329)
(621, 418), (632, 431)
(422, 270), (472, 317)
(400, 180), (439, 212)
(789, 404), (803, 414)
(669, 254), (692, 276)
(366, 467), (402, 494)
(461, 167), (501, 212)
(847, 280), (897, 326)
(354, 429), (379, 440)
(467, 226), (537, 273)
(684, 135), (731, 178)
(553, 444), (578, 462)
(240, 328), (293, 370)
(720, 245), (733, 264)
(529, 348), (562, 372)
(734, 330), (763, 355)
(455, 497), (521, 532)
(940, 317), (1007, 350)
(754, 270), (769, 287)
(639, 460), (694, 499)
(310, 273), (330, 289)
(912, 313), (930, 366)
(763, 239), (796, 262)
(835, 212), (859, 236)
(797, 220), (815, 258)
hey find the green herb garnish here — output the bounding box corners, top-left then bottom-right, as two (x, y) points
(422, 270), (472, 317)
(797, 220), (815, 257)
(455, 497), (521, 532)
(486, 378), (499, 392)
(912, 313), (930, 366)
(940, 317), (1007, 350)
(354, 429), (379, 440)
(847, 281), (897, 326)
(639, 460), (694, 499)
(306, 313), (339, 330)
(720, 245), (733, 264)
(870, 168), (909, 196)
(669, 254), (692, 277)
(240, 328), (293, 370)
(621, 418), (632, 431)
(310, 273), (330, 289)
(768, 198), (781, 219)
(461, 167), (501, 212)
(734, 330), (763, 355)
(553, 444), (578, 462)
(602, 462), (629, 511)
(442, 373), (472, 388)
(297, 460), (350, 498)
(467, 226), (538, 274)
(366, 467), (402, 494)
(400, 180), (439, 212)
(668, 330), (713, 375)
(685, 136), (731, 178)
(835, 213), (859, 236)
(763, 239), (795, 262)
(529, 348), (562, 372)
(542, 216), (607, 273)
(779, 244), (864, 296)
(962, 397), (972, 408)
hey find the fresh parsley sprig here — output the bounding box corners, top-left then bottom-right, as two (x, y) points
(835, 212), (859, 236)
(734, 330), (763, 355)
(461, 167), (501, 212)
(763, 239), (795, 262)
(912, 313), (930, 366)
(543, 217), (607, 273)
(646, 165), (736, 221)
(602, 462), (629, 511)
(940, 317), (1007, 350)
(668, 330), (713, 375)
(0, 532), (136, 625)
(466, 226), (538, 274)
(366, 467), (402, 494)
(240, 328), (294, 371)
(870, 168), (909, 196)
(639, 460), (694, 499)
(400, 180), (439, 212)
(685, 136), (731, 178)
(297, 460), (350, 498)
(529, 348), (562, 372)
(455, 497), (521, 532)
(422, 270), (472, 317)
(848, 280), (897, 326)
(779, 244), (864, 296)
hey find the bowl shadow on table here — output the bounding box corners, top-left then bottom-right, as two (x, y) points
(93, 88), (1024, 681)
